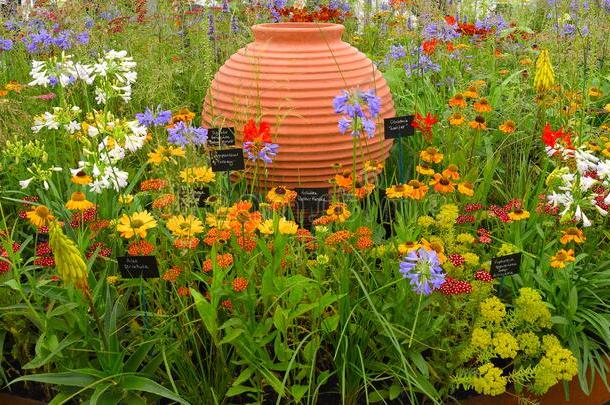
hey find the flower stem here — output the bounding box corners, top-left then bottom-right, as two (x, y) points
(408, 293), (423, 348)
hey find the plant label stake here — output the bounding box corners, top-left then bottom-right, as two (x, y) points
(384, 115), (414, 183)
(118, 255), (160, 329)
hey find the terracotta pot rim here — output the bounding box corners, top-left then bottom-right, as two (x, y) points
(252, 22), (343, 32)
(252, 22), (344, 43)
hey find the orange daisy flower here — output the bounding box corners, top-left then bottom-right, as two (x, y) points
(448, 112), (465, 126)
(448, 93), (467, 108)
(429, 173), (456, 193)
(473, 98), (492, 113)
(469, 115), (487, 130)
(560, 227), (586, 244)
(420, 147), (444, 163)
(406, 180), (428, 200)
(499, 120), (516, 133)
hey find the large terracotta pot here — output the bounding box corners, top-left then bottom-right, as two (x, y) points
(202, 22), (395, 189)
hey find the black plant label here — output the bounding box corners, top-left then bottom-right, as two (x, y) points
(491, 253), (522, 278)
(384, 115), (415, 139)
(210, 148), (245, 172)
(207, 127), (235, 147)
(295, 188), (330, 211)
(118, 256), (160, 279)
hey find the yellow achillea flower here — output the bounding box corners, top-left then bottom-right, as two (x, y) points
(49, 221), (88, 291)
(517, 332), (540, 356)
(472, 363), (507, 396)
(470, 327), (491, 349)
(492, 332), (519, 359)
(534, 50), (555, 93)
(514, 287), (552, 328)
(480, 296), (506, 324)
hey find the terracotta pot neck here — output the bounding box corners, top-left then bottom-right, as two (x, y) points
(252, 22), (344, 45)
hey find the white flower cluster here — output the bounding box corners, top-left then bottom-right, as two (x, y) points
(70, 161), (129, 194)
(28, 50), (137, 104)
(545, 143), (610, 227)
(31, 106), (82, 134)
(21, 50), (143, 194)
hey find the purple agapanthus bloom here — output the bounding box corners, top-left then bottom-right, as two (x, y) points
(389, 44), (406, 60)
(136, 106), (172, 127)
(333, 88), (382, 139)
(244, 141), (279, 164)
(0, 38), (13, 51)
(422, 21), (460, 42)
(399, 248), (446, 295)
(329, 0), (350, 13)
(167, 121), (208, 146)
(230, 15), (240, 33)
(404, 53), (441, 77)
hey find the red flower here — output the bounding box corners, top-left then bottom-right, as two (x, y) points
(444, 15), (456, 25)
(541, 123), (573, 150)
(411, 112), (439, 142)
(439, 277), (472, 295)
(243, 119), (271, 143)
(422, 39), (438, 55)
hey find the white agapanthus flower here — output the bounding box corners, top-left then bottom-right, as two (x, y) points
(31, 111), (59, 132)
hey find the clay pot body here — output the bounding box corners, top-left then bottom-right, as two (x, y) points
(202, 22), (395, 188)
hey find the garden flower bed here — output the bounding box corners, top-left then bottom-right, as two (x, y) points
(1, 0), (610, 403)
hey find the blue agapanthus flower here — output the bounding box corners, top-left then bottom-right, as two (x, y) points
(333, 88), (382, 139)
(167, 121), (208, 146)
(244, 141), (279, 164)
(136, 106), (172, 127)
(0, 38), (13, 51)
(399, 248), (446, 295)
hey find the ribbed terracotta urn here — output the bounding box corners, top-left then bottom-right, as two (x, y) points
(202, 22), (395, 188)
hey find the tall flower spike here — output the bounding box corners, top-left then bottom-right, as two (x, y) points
(49, 221), (88, 292)
(534, 50), (555, 93)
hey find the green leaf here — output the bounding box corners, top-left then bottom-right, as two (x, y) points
(220, 327), (244, 345)
(23, 333), (80, 369)
(389, 383), (402, 400)
(11, 372), (97, 387)
(568, 286), (578, 316)
(191, 288), (218, 345)
(291, 384), (308, 402)
(232, 367), (254, 387)
(120, 375), (189, 404)
(321, 314), (339, 333)
(89, 382), (113, 405)
(226, 384), (256, 397)
(124, 341), (156, 373)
